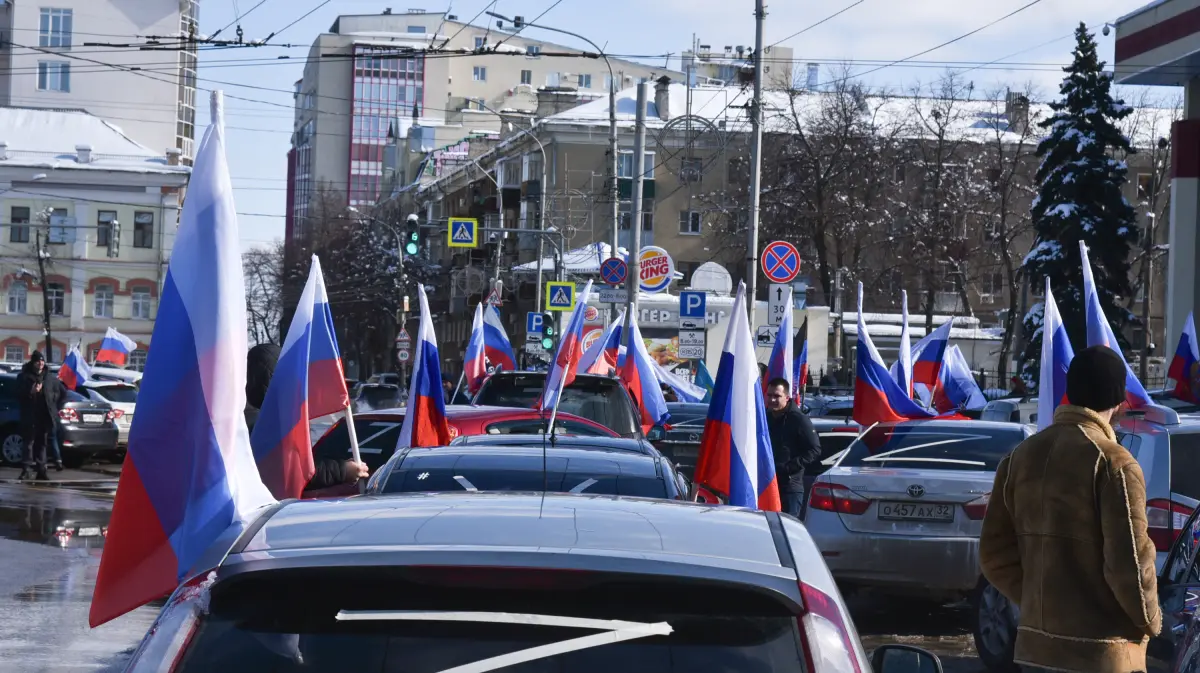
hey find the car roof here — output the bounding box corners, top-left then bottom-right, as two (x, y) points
(399, 444), (662, 476)
(487, 371), (617, 384)
(870, 418), (1027, 432)
(810, 419), (860, 431)
(234, 493), (794, 581)
(82, 380), (135, 388)
(354, 405), (592, 423)
(451, 434), (650, 453)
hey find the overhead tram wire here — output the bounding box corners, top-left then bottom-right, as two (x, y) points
(493, 0), (567, 49)
(440, 0), (500, 49)
(268, 0), (332, 42)
(211, 0), (278, 40)
(768, 0), (865, 49)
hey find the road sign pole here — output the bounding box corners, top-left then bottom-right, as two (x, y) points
(624, 82), (648, 337)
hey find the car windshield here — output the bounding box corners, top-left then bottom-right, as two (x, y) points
(1169, 433), (1200, 501)
(88, 386), (138, 404)
(383, 453), (666, 498)
(359, 386), (401, 409)
(175, 569), (804, 673)
(313, 417), (404, 472)
(476, 376), (639, 437)
(64, 390), (87, 403)
(839, 424), (1024, 471)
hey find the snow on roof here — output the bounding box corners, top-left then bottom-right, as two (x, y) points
(843, 321), (1002, 341)
(0, 108), (188, 175)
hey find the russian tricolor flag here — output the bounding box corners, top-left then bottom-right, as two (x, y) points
(1079, 241), (1152, 409)
(464, 303), (519, 395)
(1038, 277), (1074, 431)
(540, 281), (594, 411)
(397, 285), (452, 449)
(793, 335), (809, 403)
(619, 318), (670, 432)
(579, 310), (624, 376)
(1168, 312), (1200, 404)
(910, 319), (953, 388)
(853, 282), (936, 427)
(931, 345), (987, 413)
(96, 327), (138, 366)
(894, 290), (914, 397)
(250, 255), (349, 500)
(766, 286), (794, 392)
(90, 92), (276, 627)
(693, 282), (781, 512)
(58, 345), (91, 391)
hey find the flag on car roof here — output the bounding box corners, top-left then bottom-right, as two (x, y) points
(652, 359), (707, 404)
(693, 282), (781, 512)
(931, 345), (988, 414)
(696, 360), (715, 404)
(894, 290), (914, 397)
(1079, 241), (1152, 409)
(58, 345), (91, 391)
(397, 284), (451, 449)
(251, 255), (349, 500)
(853, 282), (936, 427)
(619, 318), (670, 432)
(1038, 277), (1074, 431)
(766, 286), (794, 395)
(90, 92), (276, 628)
(540, 281), (594, 411)
(579, 309), (624, 376)
(793, 323), (809, 404)
(483, 305), (517, 372)
(1168, 312), (1200, 404)
(909, 319), (953, 388)
(96, 327), (138, 366)
(464, 304), (490, 395)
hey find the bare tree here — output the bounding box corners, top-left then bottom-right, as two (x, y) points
(243, 241), (285, 346)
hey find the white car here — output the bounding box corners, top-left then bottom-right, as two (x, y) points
(80, 381), (138, 445)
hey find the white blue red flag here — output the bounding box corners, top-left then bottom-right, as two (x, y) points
(1038, 277), (1075, 431)
(619, 319), (670, 431)
(693, 282), (781, 511)
(465, 304), (517, 395)
(653, 360), (707, 403)
(464, 304), (489, 395)
(1078, 241), (1152, 409)
(540, 281), (594, 410)
(910, 319), (953, 388)
(1168, 311), (1200, 404)
(58, 345), (91, 391)
(397, 284), (452, 449)
(96, 327), (137, 366)
(793, 336), (809, 403)
(579, 310), (624, 375)
(90, 92), (275, 627)
(931, 345), (987, 413)
(853, 282), (936, 427)
(250, 255), (349, 499)
(766, 287), (794, 393)
(894, 290), (914, 397)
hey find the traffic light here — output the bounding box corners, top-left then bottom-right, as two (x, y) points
(540, 312), (557, 351)
(107, 220), (120, 258)
(403, 215), (421, 257)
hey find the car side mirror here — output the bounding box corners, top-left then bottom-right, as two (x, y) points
(646, 425), (665, 441)
(872, 645), (943, 673)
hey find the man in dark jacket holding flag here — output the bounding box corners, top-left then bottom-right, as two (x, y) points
(765, 377), (821, 519)
(17, 351), (64, 481)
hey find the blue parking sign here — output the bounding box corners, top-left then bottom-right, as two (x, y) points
(527, 312), (544, 334)
(679, 291), (706, 319)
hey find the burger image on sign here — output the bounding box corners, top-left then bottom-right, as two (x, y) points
(638, 246), (675, 293)
(583, 305), (600, 322)
(581, 326), (603, 352)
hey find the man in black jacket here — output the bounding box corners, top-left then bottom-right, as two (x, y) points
(17, 351), (64, 481)
(765, 377), (821, 519)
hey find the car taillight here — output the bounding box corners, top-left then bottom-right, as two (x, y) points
(109, 409), (125, 420)
(809, 482), (870, 515)
(1147, 499), (1193, 551)
(964, 493), (990, 520)
(126, 571), (215, 673)
(797, 582), (866, 673)
(58, 408), (78, 422)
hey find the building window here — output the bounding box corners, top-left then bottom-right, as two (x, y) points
(39, 8), (72, 48)
(1137, 173), (1154, 201)
(619, 200), (654, 231)
(8, 281), (26, 314)
(37, 61), (70, 92)
(97, 210), (116, 247)
(604, 75), (613, 91)
(133, 211), (154, 248)
(407, 25), (426, 33)
(474, 36), (486, 50)
(473, 66), (487, 82)
(130, 349), (147, 371)
(520, 70), (532, 85)
(45, 282), (64, 316)
(578, 74), (592, 88)
(526, 45), (541, 56)
(131, 286), (152, 320)
(546, 72), (561, 87)
(679, 210), (702, 235)
(9, 206), (30, 243)
(4, 346), (23, 363)
(93, 284), (114, 318)
(680, 157), (703, 183)
(893, 164), (905, 185)
(618, 151), (655, 179)
(47, 209), (69, 243)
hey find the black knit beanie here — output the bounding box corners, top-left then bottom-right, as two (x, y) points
(246, 343), (280, 409)
(1066, 345), (1127, 412)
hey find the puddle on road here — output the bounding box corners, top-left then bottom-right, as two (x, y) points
(0, 502), (111, 550)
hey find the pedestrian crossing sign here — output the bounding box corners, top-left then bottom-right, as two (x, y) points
(545, 281), (576, 311)
(447, 217), (479, 248)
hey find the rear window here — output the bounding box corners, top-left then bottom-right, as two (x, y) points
(176, 568), (804, 673)
(839, 424), (1024, 471)
(1170, 433), (1200, 501)
(358, 386), (401, 408)
(485, 419), (615, 437)
(313, 418), (404, 472)
(817, 432), (858, 462)
(476, 376), (639, 437)
(87, 385), (138, 404)
(64, 390), (86, 403)
(382, 454), (667, 499)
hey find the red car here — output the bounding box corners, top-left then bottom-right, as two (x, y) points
(311, 405), (618, 476)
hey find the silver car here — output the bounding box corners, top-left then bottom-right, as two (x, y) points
(805, 419), (1031, 600)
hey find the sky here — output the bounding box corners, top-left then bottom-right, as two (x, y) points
(191, 0), (1174, 251)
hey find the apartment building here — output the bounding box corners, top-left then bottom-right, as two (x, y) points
(0, 107), (189, 366)
(0, 0), (199, 161)
(680, 42), (796, 89)
(285, 8), (680, 252)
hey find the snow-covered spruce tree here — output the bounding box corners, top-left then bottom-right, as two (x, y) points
(1019, 23), (1138, 385)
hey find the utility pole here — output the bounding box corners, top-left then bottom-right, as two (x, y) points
(608, 74), (621, 322)
(745, 0), (767, 320)
(1140, 210), (1156, 381)
(34, 229), (52, 358)
(832, 268), (844, 377)
(624, 82), (648, 334)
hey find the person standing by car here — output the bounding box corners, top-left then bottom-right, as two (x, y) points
(17, 351), (63, 481)
(980, 346), (1161, 673)
(764, 377), (821, 519)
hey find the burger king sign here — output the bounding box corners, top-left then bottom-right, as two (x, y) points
(638, 246), (675, 293)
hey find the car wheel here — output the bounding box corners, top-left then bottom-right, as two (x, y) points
(972, 577), (1020, 673)
(1, 429), (23, 466)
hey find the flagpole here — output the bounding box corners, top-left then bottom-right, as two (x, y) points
(546, 362), (569, 437)
(452, 371), (465, 403)
(342, 404), (362, 465)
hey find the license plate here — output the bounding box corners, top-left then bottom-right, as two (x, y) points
(878, 501), (955, 522)
(82, 413), (104, 424)
(78, 527), (101, 537)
